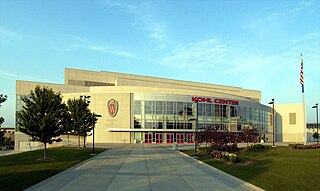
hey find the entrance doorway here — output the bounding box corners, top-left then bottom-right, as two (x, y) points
(177, 133), (184, 143)
(166, 133), (174, 143)
(186, 133), (194, 143)
(155, 133), (163, 143)
(145, 133), (152, 144)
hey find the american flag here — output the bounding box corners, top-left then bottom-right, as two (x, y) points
(300, 53), (304, 93)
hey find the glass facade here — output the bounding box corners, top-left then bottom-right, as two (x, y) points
(133, 94), (273, 144)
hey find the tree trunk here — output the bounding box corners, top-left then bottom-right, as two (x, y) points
(78, 133), (80, 150)
(83, 134), (86, 148)
(44, 142), (47, 160)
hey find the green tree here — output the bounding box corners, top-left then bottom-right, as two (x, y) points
(0, 130), (5, 146)
(0, 94), (7, 127)
(313, 132), (319, 142)
(4, 136), (11, 147)
(67, 98), (96, 149)
(18, 86), (69, 160)
(0, 94), (8, 147)
(241, 127), (259, 146)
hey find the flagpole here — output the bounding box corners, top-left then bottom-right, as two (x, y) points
(303, 90), (306, 145)
(300, 53), (307, 145)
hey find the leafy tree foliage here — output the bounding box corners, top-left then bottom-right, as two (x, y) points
(241, 127), (259, 146)
(0, 130), (5, 146)
(0, 94), (7, 127)
(67, 98), (96, 149)
(4, 136), (11, 147)
(198, 125), (259, 151)
(313, 132), (319, 141)
(18, 86), (69, 160)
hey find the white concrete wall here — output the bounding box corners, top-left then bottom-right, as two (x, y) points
(62, 93), (131, 143)
(275, 104), (305, 143)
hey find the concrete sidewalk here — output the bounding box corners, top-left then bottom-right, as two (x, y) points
(26, 144), (263, 191)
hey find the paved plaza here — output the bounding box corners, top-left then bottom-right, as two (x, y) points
(26, 144), (263, 191)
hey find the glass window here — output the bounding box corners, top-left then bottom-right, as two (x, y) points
(145, 101), (153, 114)
(134, 118), (141, 129)
(134, 101), (141, 114)
(205, 104), (212, 116)
(198, 103), (205, 116)
(289, 113), (296, 125)
(156, 101), (163, 115)
(186, 103), (193, 116)
(215, 105), (221, 117)
(177, 102), (184, 115)
(222, 105), (228, 117)
(167, 122), (174, 129)
(167, 101), (174, 114)
(145, 122), (154, 129)
(177, 123), (185, 129)
(237, 124), (241, 131)
(230, 106), (238, 117)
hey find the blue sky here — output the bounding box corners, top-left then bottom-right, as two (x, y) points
(0, 0), (319, 126)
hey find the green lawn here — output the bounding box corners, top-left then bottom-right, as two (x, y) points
(183, 147), (320, 191)
(0, 147), (106, 191)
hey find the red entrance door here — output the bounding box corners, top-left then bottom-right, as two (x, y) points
(177, 133), (184, 143)
(145, 133), (152, 144)
(186, 133), (194, 143)
(166, 133), (174, 143)
(156, 133), (163, 144)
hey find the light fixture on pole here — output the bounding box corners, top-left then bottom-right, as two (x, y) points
(92, 113), (102, 155)
(80, 95), (91, 104)
(268, 99), (275, 147)
(194, 100), (199, 156)
(312, 103), (319, 144)
(188, 100), (198, 156)
(80, 95), (91, 148)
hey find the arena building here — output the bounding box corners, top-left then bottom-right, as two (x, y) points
(14, 68), (305, 151)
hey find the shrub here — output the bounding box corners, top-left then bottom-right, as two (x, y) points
(290, 144), (320, 149)
(289, 143), (304, 149)
(221, 151), (230, 161)
(208, 143), (239, 152)
(228, 153), (239, 163)
(208, 150), (240, 163)
(198, 146), (210, 152)
(207, 150), (222, 158)
(246, 144), (271, 151)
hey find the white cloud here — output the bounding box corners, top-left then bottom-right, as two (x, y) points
(265, 12), (281, 21)
(287, 0), (315, 14)
(161, 39), (233, 70)
(69, 37), (136, 59)
(98, 0), (167, 46)
(0, 70), (19, 78)
(0, 27), (24, 43)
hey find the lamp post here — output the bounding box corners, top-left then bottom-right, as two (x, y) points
(80, 95), (91, 147)
(92, 113), (102, 155)
(312, 103), (319, 144)
(268, 99), (275, 147)
(187, 100), (198, 156)
(80, 95), (91, 104)
(194, 100), (199, 156)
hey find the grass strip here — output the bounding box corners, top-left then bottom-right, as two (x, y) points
(0, 147), (105, 191)
(182, 147), (320, 191)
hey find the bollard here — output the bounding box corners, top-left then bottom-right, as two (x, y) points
(173, 143), (178, 151)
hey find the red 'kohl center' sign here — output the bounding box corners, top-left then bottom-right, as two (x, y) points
(192, 97), (239, 106)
